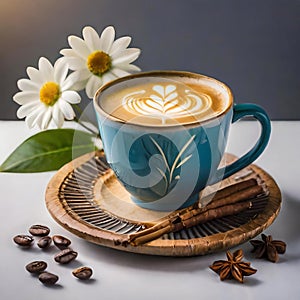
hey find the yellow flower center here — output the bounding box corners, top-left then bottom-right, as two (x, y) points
(39, 82), (60, 106)
(87, 51), (111, 76)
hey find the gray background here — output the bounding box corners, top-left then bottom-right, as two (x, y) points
(0, 0), (299, 120)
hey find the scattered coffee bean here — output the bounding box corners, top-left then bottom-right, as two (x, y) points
(25, 261), (47, 274)
(72, 266), (93, 280)
(37, 236), (52, 249)
(38, 272), (59, 285)
(54, 248), (78, 264)
(13, 235), (34, 246)
(29, 225), (50, 236)
(14, 225), (96, 285)
(52, 235), (71, 249)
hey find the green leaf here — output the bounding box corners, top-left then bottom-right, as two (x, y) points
(0, 129), (96, 173)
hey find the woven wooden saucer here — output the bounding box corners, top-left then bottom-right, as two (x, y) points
(45, 151), (281, 256)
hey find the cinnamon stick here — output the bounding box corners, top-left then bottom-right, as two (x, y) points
(198, 178), (258, 207)
(130, 182), (262, 240)
(208, 178), (258, 201)
(197, 184), (262, 213)
(178, 201), (252, 229)
(127, 179), (264, 246)
(131, 201), (252, 246)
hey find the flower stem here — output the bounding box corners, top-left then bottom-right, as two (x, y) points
(73, 104), (101, 138)
(73, 104), (97, 125)
(74, 104), (84, 115)
(74, 117), (100, 137)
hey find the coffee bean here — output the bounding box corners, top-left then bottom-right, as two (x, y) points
(52, 235), (71, 249)
(54, 248), (77, 264)
(13, 235), (34, 246)
(29, 225), (50, 236)
(25, 261), (47, 274)
(37, 236), (52, 249)
(38, 272), (59, 285)
(72, 266), (93, 280)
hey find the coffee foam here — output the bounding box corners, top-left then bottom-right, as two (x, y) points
(98, 75), (230, 126)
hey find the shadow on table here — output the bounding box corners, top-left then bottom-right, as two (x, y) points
(263, 192), (300, 263)
(83, 238), (216, 273)
(81, 192), (300, 273)
(269, 193), (300, 246)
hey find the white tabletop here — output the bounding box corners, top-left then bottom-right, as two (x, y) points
(0, 120), (299, 299)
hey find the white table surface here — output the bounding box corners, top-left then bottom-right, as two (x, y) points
(0, 120), (300, 300)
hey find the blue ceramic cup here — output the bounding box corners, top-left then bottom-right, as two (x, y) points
(94, 71), (271, 211)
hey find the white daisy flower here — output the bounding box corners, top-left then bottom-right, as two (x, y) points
(60, 25), (141, 99)
(13, 57), (81, 129)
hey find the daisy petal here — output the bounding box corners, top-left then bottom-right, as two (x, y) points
(16, 101), (39, 119)
(117, 64), (141, 72)
(32, 106), (47, 128)
(100, 26), (115, 53)
(63, 57), (86, 70)
(25, 106), (44, 129)
(60, 48), (77, 57)
(52, 104), (64, 127)
(25, 114), (37, 129)
(62, 69), (90, 90)
(38, 57), (54, 82)
(68, 35), (90, 59)
(83, 26), (101, 51)
(13, 91), (40, 105)
(86, 75), (102, 98)
(111, 68), (130, 78)
(61, 91), (81, 104)
(26, 67), (43, 84)
(112, 48), (141, 65)
(58, 100), (75, 120)
(71, 79), (89, 91)
(102, 72), (117, 85)
(109, 36), (131, 56)
(54, 58), (68, 85)
(41, 108), (52, 129)
(17, 79), (40, 92)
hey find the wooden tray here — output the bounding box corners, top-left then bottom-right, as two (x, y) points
(45, 151), (281, 256)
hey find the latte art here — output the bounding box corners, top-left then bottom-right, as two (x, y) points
(122, 84), (212, 124)
(98, 74), (229, 126)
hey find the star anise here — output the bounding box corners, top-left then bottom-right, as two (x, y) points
(209, 249), (257, 283)
(250, 234), (286, 263)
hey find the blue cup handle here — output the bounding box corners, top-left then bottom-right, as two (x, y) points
(211, 103), (271, 184)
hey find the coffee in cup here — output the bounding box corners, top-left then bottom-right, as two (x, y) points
(99, 75), (229, 126)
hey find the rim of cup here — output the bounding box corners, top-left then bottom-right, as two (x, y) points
(93, 70), (233, 129)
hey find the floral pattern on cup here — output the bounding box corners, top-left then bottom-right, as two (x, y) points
(149, 134), (195, 195)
